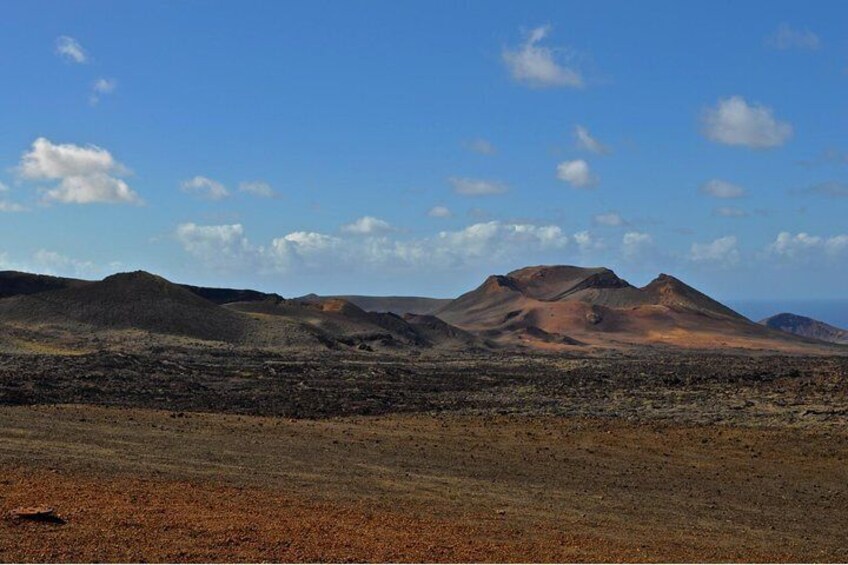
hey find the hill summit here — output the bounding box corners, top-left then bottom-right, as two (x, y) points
(435, 265), (786, 349)
(760, 313), (848, 345)
(0, 270), (247, 342)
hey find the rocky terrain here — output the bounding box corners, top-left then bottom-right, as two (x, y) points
(0, 265), (846, 561)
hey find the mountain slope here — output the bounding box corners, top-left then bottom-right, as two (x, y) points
(435, 265), (802, 350)
(180, 284), (281, 305)
(760, 313), (848, 345)
(228, 295), (474, 350)
(0, 271), (90, 299)
(0, 271), (248, 342)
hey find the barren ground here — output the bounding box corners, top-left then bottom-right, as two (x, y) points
(1, 351), (847, 562)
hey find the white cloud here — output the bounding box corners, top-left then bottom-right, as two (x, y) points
(176, 220), (569, 274)
(55, 36), (87, 63)
(238, 181), (275, 198)
(713, 206), (748, 218)
(769, 231), (848, 260)
(573, 230), (605, 253)
(690, 235), (740, 265)
(556, 159), (597, 188)
(700, 179), (747, 199)
(574, 125), (610, 155)
(449, 177), (508, 196)
(428, 205), (452, 218)
(90, 78), (117, 105)
(18, 137), (141, 205)
(341, 216), (394, 235)
(621, 231), (653, 261)
(702, 96), (793, 148)
(45, 174), (138, 205)
(181, 176), (229, 200)
(32, 249), (96, 276)
(502, 25), (583, 88)
(465, 138), (496, 155)
(593, 212), (624, 227)
(267, 232), (343, 271)
(765, 24), (821, 51)
(175, 223), (253, 270)
(0, 182), (8, 193)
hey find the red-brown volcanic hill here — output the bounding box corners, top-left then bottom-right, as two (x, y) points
(0, 271), (248, 342)
(228, 296), (476, 350)
(435, 265), (814, 350)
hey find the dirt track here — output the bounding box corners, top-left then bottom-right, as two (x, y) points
(1, 405), (847, 562)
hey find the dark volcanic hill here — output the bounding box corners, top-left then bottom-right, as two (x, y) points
(760, 313), (848, 345)
(180, 284), (281, 305)
(435, 265), (802, 350)
(0, 271), (247, 342)
(0, 270), (90, 298)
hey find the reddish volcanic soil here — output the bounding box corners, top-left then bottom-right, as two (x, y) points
(1, 405), (847, 562)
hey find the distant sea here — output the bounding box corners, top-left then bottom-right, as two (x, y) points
(727, 299), (848, 330)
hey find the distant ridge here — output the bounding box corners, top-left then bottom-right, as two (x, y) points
(760, 313), (848, 345)
(0, 271), (89, 298)
(295, 294), (451, 316)
(230, 294), (474, 350)
(0, 270), (247, 342)
(180, 284), (281, 305)
(0, 266), (837, 353)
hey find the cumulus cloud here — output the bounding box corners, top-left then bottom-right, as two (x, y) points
(55, 36), (87, 63)
(713, 206), (748, 218)
(341, 216), (394, 235)
(32, 249), (96, 276)
(621, 231), (654, 261)
(765, 24), (821, 51)
(449, 177), (508, 196)
(592, 212), (624, 227)
(428, 205), (452, 218)
(574, 125), (610, 155)
(690, 235), (740, 265)
(768, 231), (848, 260)
(238, 181), (275, 198)
(556, 159), (597, 188)
(90, 78), (117, 105)
(176, 220), (570, 274)
(175, 223), (253, 270)
(181, 176), (229, 200)
(700, 178), (747, 199)
(465, 138), (496, 155)
(702, 96), (792, 148)
(502, 25), (583, 88)
(573, 230), (604, 253)
(17, 137), (141, 205)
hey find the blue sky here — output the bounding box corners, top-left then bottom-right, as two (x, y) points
(1, 0), (846, 300)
